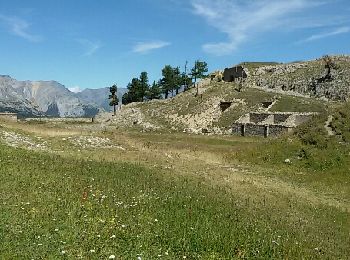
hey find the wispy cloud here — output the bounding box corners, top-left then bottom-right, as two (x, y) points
(299, 26), (350, 43)
(77, 39), (101, 56)
(133, 41), (171, 54)
(0, 14), (42, 42)
(191, 0), (344, 55)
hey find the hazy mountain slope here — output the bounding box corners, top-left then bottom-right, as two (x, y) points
(0, 75), (100, 117)
(76, 87), (128, 111)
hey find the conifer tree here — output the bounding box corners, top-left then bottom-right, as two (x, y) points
(191, 60), (208, 96)
(146, 80), (162, 100)
(109, 84), (119, 115)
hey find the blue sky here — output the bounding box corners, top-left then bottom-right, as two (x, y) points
(0, 0), (349, 91)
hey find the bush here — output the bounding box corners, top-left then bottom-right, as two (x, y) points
(294, 114), (329, 149)
(331, 102), (350, 142)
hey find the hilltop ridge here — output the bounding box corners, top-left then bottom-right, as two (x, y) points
(99, 55), (349, 134)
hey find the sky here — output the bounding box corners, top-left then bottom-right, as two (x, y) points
(0, 0), (349, 91)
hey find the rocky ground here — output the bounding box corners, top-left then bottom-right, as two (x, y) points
(243, 55), (350, 100)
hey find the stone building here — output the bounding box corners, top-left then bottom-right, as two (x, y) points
(223, 66), (248, 82)
(232, 112), (317, 137)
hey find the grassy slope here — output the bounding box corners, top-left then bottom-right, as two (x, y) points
(132, 82), (327, 132)
(1, 119), (350, 259)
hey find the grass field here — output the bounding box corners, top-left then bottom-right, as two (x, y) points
(0, 119), (349, 259)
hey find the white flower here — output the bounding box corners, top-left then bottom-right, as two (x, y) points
(154, 219), (158, 222)
(54, 228), (59, 232)
(110, 235), (116, 238)
(109, 255), (116, 259)
(61, 250), (66, 254)
(90, 249), (96, 253)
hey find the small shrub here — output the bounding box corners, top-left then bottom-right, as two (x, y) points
(294, 114), (329, 149)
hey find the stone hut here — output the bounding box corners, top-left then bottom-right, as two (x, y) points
(223, 66), (247, 82)
(232, 112), (317, 137)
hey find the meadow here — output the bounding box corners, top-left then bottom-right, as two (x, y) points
(0, 118), (349, 259)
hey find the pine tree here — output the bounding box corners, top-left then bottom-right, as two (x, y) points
(146, 80), (162, 100)
(139, 71), (150, 101)
(122, 78), (140, 105)
(173, 67), (182, 96)
(109, 84), (119, 115)
(191, 60), (208, 96)
(161, 65), (173, 99)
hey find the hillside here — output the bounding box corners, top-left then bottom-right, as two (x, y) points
(97, 55), (348, 134)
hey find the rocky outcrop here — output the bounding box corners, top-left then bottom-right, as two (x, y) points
(243, 55), (350, 101)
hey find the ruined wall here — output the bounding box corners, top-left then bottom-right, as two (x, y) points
(232, 123), (244, 136)
(24, 117), (94, 123)
(245, 124), (266, 136)
(232, 111), (317, 137)
(274, 114), (292, 124)
(249, 113), (270, 124)
(0, 113), (17, 121)
(223, 66), (247, 82)
(268, 125), (291, 137)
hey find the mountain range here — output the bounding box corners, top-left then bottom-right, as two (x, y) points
(0, 75), (127, 117)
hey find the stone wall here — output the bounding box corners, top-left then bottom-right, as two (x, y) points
(274, 114), (291, 124)
(223, 66), (247, 82)
(268, 125), (291, 137)
(0, 113), (18, 121)
(246, 124), (266, 137)
(23, 117), (94, 123)
(249, 113), (270, 124)
(232, 111), (317, 137)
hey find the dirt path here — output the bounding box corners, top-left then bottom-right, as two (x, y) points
(325, 115), (335, 136)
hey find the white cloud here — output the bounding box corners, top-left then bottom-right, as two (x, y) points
(0, 15), (42, 42)
(68, 86), (82, 93)
(299, 26), (350, 43)
(133, 41), (171, 54)
(191, 0), (341, 55)
(77, 39), (101, 56)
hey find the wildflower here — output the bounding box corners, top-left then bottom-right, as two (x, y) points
(110, 235), (116, 238)
(54, 228), (59, 232)
(154, 219), (158, 222)
(109, 255), (116, 259)
(61, 250), (66, 255)
(90, 249), (96, 253)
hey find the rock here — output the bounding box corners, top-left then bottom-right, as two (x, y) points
(284, 159), (291, 164)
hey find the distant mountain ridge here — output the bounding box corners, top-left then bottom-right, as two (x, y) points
(0, 75), (117, 117)
(75, 87), (128, 112)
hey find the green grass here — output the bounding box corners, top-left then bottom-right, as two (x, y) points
(1, 137), (350, 258)
(270, 96), (326, 113)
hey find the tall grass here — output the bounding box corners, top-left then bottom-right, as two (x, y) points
(1, 142), (349, 259)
